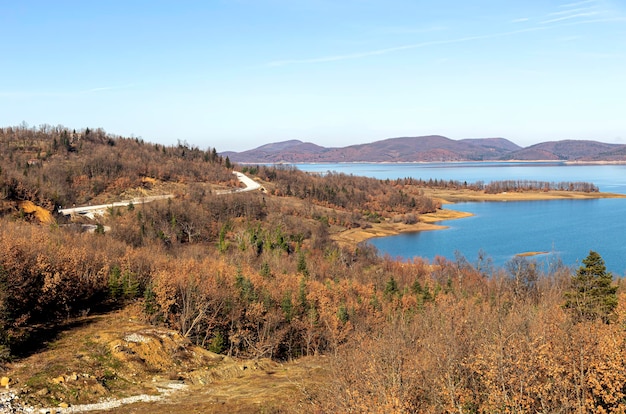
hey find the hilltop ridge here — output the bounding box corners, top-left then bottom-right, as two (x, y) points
(222, 136), (626, 163)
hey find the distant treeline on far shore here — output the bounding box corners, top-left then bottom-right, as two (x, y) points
(394, 177), (599, 193)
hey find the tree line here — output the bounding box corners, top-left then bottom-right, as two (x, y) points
(254, 165), (439, 216)
(394, 177), (599, 193)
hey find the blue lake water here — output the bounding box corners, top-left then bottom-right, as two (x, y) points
(295, 163), (626, 275)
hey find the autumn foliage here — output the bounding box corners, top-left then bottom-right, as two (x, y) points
(0, 124), (625, 412)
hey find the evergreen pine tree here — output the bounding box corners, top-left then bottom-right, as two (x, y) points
(298, 277), (309, 313)
(143, 284), (158, 316)
(384, 276), (399, 300)
(297, 250), (309, 276)
(108, 266), (122, 299)
(123, 270), (140, 299)
(281, 291), (294, 322)
(564, 250), (617, 323)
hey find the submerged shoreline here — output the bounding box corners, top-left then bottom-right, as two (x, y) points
(331, 190), (626, 247)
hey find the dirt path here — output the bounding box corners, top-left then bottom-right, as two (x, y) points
(59, 171), (261, 218)
(84, 356), (326, 413)
(58, 194), (175, 218)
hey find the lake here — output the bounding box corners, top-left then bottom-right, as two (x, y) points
(294, 162), (626, 275)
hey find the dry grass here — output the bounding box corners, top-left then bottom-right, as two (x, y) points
(3, 307), (326, 413)
(17, 200), (53, 224)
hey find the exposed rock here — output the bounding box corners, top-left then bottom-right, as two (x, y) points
(0, 390), (35, 413)
(34, 388), (48, 396)
(50, 376), (64, 385)
(123, 333), (149, 343)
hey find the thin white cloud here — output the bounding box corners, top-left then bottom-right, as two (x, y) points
(79, 84), (135, 94)
(541, 11), (600, 24)
(538, 0), (622, 25)
(267, 38), (471, 66)
(267, 27), (545, 67)
(548, 7), (597, 16)
(266, 1), (623, 68)
(559, 0), (597, 8)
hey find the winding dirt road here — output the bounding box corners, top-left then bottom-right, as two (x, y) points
(59, 171), (260, 218)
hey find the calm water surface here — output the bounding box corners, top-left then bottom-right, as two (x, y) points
(295, 163), (626, 274)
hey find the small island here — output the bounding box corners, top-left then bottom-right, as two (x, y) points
(516, 251), (550, 257)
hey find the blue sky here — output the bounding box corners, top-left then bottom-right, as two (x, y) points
(1, 0), (625, 152)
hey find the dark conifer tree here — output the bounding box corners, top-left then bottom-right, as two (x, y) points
(564, 250), (617, 323)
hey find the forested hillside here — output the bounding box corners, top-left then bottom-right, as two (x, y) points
(1, 125), (625, 412)
(0, 124), (234, 210)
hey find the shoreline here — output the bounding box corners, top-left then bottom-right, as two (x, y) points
(243, 160), (626, 166)
(331, 209), (473, 246)
(331, 189), (625, 247)
(423, 188), (626, 204)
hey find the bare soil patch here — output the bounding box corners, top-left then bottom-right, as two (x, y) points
(2, 308), (325, 413)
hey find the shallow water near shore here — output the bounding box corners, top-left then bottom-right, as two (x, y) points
(296, 162), (626, 274)
(370, 198), (626, 275)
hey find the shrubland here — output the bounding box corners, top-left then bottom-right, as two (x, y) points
(0, 124), (625, 412)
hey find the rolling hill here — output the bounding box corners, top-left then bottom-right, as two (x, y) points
(502, 140), (626, 161)
(222, 136), (626, 163)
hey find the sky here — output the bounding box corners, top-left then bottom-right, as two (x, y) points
(1, 0), (625, 152)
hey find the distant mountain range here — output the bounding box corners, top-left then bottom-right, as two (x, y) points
(221, 136), (626, 163)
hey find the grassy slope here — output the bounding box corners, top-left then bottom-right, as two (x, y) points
(5, 306), (326, 413)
